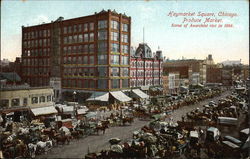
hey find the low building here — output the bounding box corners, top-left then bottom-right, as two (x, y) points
(0, 86), (56, 121)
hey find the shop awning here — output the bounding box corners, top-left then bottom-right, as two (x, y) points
(110, 91), (132, 102)
(141, 86), (150, 91)
(132, 89), (149, 99)
(31, 106), (58, 116)
(86, 92), (109, 102)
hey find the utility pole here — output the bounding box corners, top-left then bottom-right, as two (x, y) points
(143, 27), (145, 44)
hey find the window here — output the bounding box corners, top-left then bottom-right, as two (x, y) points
(122, 23), (128, 32)
(121, 56), (129, 65)
(98, 30), (107, 40)
(89, 22), (94, 31)
(73, 35), (77, 43)
(98, 79), (107, 89)
(78, 24), (82, 32)
(84, 23), (88, 32)
(111, 20), (119, 30)
(111, 79), (120, 88)
(69, 36), (73, 43)
(111, 32), (119, 41)
(121, 34), (128, 43)
(89, 68), (95, 76)
(78, 34), (83, 42)
(98, 55), (107, 64)
(84, 80), (89, 88)
(98, 20), (107, 29)
(84, 33), (88, 42)
(11, 98), (20, 107)
(83, 68), (89, 76)
(68, 46), (72, 54)
(39, 96), (45, 103)
(121, 45), (128, 54)
(111, 55), (120, 65)
(89, 33), (94, 42)
(121, 68), (129, 76)
(0, 99), (9, 108)
(89, 44), (94, 54)
(73, 25), (78, 32)
(97, 67), (107, 76)
(83, 56), (88, 64)
(68, 26), (72, 33)
(78, 45), (82, 53)
(73, 46), (77, 54)
(83, 45), (88, 53)
(111, 67), (119, 76)
(77, 80), (82, 88)
(89, 56), (94, 64)
(122, 79), (129, 88)
(98, 42), (107, 53)
(111, 43), (119, 52)
(89, 80), (95, 88)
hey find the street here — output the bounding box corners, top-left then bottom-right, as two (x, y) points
(39, 91), (231, 158)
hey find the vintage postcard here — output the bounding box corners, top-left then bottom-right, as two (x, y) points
(0, 0), (249, 158)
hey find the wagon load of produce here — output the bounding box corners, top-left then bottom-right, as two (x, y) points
(109, 138), (121, 145)
(110, 144), (123, 153)
(141, 133), (157, 144)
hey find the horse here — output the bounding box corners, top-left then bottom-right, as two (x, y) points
(95, 124), (109, 135)
(54, 135), (70, 145)
(28, 143), (37, 158)
(36, 140), (53, 154)
(71, 130), (82, 139)
(15, 139), (28, 157)
(122, 117), (134, 125)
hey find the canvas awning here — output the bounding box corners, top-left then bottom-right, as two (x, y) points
(110, 91), (131, 102)
(132, 89), (149, 99)
(86, 92), (109, 102)
(31, 106), (57, 116)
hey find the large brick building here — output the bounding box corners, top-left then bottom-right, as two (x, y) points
(21, 10), (131, 101)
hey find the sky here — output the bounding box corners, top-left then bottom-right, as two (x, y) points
(1, 0), (249, 64)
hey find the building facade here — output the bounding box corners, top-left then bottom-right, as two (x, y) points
(162, 75), (169, 95)
(21, 10), (131, 101)
(130, 43), (163, 89)
(206, 65), (222, 84)
(168, 72), (180, 94)
(163, 59), (206, 85)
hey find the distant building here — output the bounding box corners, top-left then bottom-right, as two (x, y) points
(221, 60), (242, 66)
(241, 65), (249, 81)
(206, 65), (222, 84)
(168, 72), (180, 94)
(130, 43), (163, 90)
(221, 68), (233, 86)
(164, 59), (206, 84)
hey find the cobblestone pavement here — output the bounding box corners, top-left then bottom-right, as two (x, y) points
(39, 91), (231, 158)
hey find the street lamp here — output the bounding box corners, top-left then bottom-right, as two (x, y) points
(73, 91), (77, 117)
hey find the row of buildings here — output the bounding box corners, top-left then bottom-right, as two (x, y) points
(1, 10), (163, 107)
(1, 9), (249, 108)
